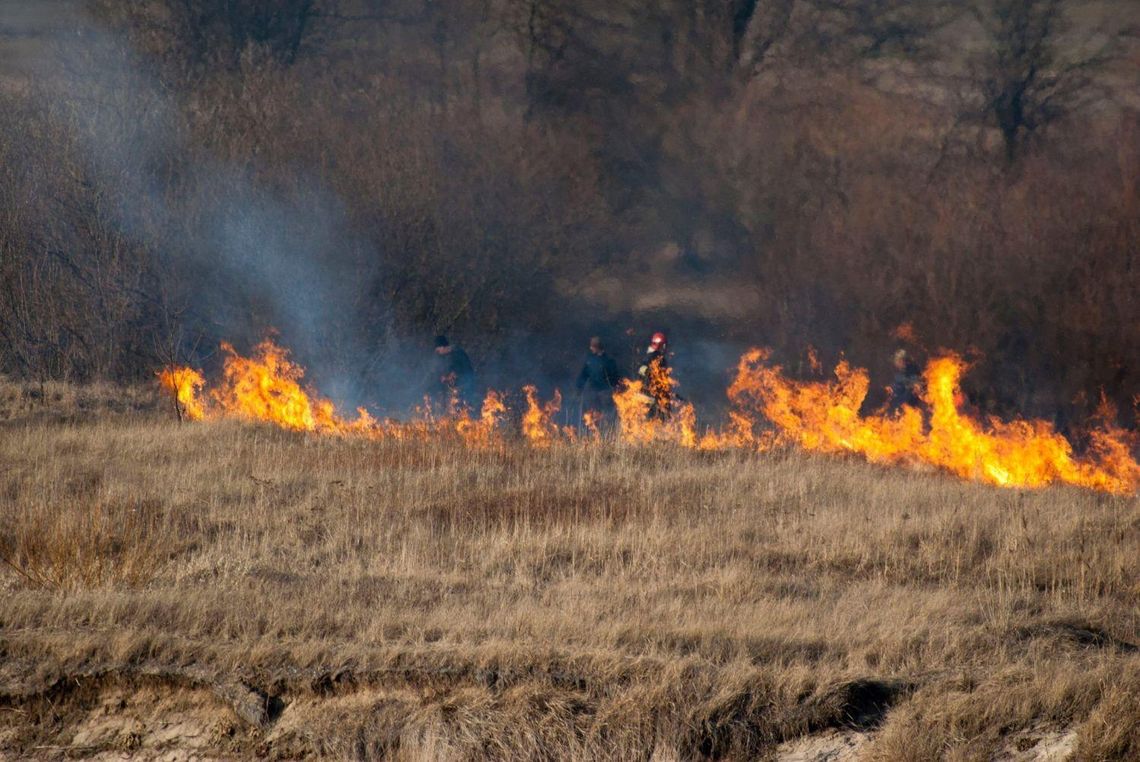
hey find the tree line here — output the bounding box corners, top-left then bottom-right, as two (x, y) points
(0, 0), (1137, 423)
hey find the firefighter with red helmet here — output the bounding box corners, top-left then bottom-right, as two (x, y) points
(638, 331), (672, 420)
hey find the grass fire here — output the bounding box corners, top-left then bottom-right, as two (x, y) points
(3, 0), (1140, 759)
(160, 338), (1140, 495)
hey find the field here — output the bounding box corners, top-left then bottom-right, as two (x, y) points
(1, 382), (1139, 760)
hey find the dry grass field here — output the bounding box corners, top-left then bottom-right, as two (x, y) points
(1, 380), (1139, 760)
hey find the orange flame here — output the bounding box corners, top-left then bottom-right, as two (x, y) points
(522, 385), (566, 447)
(612, 362), (702, 447)
(455, 390), (508, 447)
(582, 410), (602, 439)
(157, 366), (206, 421)
(613, 379), (655, 443)
(211, 341), (365, 432)
(156, 338), (1140, 494)
(891, 322), (919, 344)
(806, 346), (822, 375)
(727, 349), (1140, 494)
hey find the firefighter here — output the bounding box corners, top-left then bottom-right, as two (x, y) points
(431, 335), (477, 409)
(888, 348), (921, 412)
(638, 331), (672, 420)
(575, 336), (622, 425)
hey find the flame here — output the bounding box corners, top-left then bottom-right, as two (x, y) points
(582, 410), (602, 439)
(727, 349), (1140, 494)
(612, 379), (655, 443)
(806, 346), (822, 375)
(159, 339), (517, 446)
(696, 411), (765, 451)
(211, 341), (363, 432)
(455, 390), (508, 447)
(522, 385), (565, 447)
(157, 366), (206, 421)
(156, 338), (1140, 494)
(891, 322), (919, 344)
(612, 362), (702, 447)
(728, 348), (927, 461)
(921, 356), (1138, 492)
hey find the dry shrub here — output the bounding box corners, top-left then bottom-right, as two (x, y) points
(0, 376), (162, 423)
(1074, 670), (1140, 761)
(0, 497), (172, 591)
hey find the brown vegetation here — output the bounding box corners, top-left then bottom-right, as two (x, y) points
(0, 0), (1138, 423)
(1, 395), (1138, 758)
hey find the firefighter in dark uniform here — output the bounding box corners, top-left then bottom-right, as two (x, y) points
(575, 336), (623, 426)
(431, 335), (477, 409)
(888, 348), (921, 412)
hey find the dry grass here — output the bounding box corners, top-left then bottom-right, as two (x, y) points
(0, 376), (159, 424)
(1, 398), (1139, 759)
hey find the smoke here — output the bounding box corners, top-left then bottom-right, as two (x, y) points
(8, 11), (855, 425)
(25, 13), (387, 405)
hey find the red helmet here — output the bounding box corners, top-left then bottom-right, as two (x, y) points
(648, 331), (667, 351)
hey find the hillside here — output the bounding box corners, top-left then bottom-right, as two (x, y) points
(1, 390), (1138, 759)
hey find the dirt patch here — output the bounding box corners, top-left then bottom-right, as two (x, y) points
(773, 730), (871, 761)
(0, 663), (275, 760)
(994, 725), (1078, 762)
(0, 682), (250, 760)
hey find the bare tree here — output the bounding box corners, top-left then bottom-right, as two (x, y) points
(114, 0), (322, 68)
(971, 0), (1110, 162)
(813, 0), (957, 59)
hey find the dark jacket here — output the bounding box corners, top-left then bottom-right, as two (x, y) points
(576, 351), (622, 393)
(889, 361), (921, 410)
(432, 347), (476, 404)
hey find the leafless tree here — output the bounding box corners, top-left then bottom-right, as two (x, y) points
(971, 0), (1111, 162)
(94, 0), (322, 69)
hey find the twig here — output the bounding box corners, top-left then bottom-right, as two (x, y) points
(0, 553), (50, 590)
